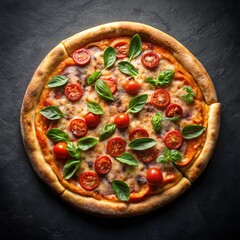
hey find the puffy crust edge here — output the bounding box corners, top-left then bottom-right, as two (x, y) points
(61, 177), (191, 217)
(20, 43), (69, 194)
(62, 21), (217, 104)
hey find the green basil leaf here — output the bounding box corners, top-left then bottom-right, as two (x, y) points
(157, 70), (174, 85)
(126, 94), (148, 114)
(66, 142), (80, 159)
(87, 101), (104, 115)
(129, 34), (142, 62)
(46, 128), (70, 142)
(40, 106), (66, 120)
(156, 148), (170, 163)
(118, 61), (138, 77)
(146, 77), (157, 86)
(169, 149), (182, 162)
(77, 137), (98, 151)
(48, 75), (68, 88)
(116, 153), (139, 166)
(152, 112), (162, 133)
(182, 124), (205, 139)
(128, 137), (156, 150)
(63, 159), (81, 180)
(104, 46), (116, 69)
(95, 79), (114, 101)
(161, 116), (181, 121)
(99, 123), (116, 141)
(87, 71), (102, 85)
(182, 86), (195, 104)
(112, 180), (130, 201)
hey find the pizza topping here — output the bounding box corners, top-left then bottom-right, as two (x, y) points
(181, 124), (205, 139)
(114, 113), (130, 129)
(128, 137), (156, 150)
(156, 147), (182, 163)
(99, 123), (116, 141)
(126, 94), (148, 113)
(64, 83), (82, 101)
(135, 147), (157, 163)
(128, 34), (142, 62)
(182, 86), (195, 104)
(116, 152), (139, 166)
(63, 158), (81, 179)
(146, 167), (163, 185)
(124, 79), (141, 94)
(53, 142), (70, 160)
(129, 128), (149, 141)
(141, 51), (160, 68)
(164, 130), (183, 149)
(72, 48), (91, 66)
(101, 77), (117, 94)
(48, 75), (68, 88)
(95, 79), (115, 101)
(85, 112), (100, 128)
(94, 156), (112, 174)
(118, 61), (139, 77)
(79, 172), (99, 191)
(107, 137), (126, 157)
(46, 128), (70, 142)
(70, 119), (88, 137)
(87, 71), (102, 85)
(166, 104), (183, 118)
(146, 70), (174, 87)
(111, 39), (129, 59)
(151, 88), (170, 108)
(87, 101), (104, 115)
(77, 137), (98, 151)
(40, 106), (66, 120)
(112, 180), (130, 201)
(66, 141), (81, 159)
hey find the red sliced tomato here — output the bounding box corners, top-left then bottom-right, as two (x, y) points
(129, 128), (149, 141)
(124, 79), (141, 94)
(53, 142), (69, 160)
(85, 112), (100, 128)
(64, 83), (82, 101)
(135, 148), (157, 163)
(111, 39), (129, 59)
(94, 156), (112, 175)
(151, 88), (170, 108)
(79, 172), (99, 191)
(70, 118), (88, 137)
(72, 48), (91, 66)
(164, 130), (183, 149)
(100, 77), (117, 94)
(107, 137), (126, 157)
(114, 113), (130, 129)
(165, 103), (183, 118)
(146, 167), (163, 185)
(141, 51), (160, 68)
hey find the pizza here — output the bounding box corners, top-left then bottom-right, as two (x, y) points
(20, 22), (220, 217)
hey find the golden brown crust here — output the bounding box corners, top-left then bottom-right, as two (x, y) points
(61, 177), (191, 217)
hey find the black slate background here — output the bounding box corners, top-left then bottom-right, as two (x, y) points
(1, 0), (240, 239)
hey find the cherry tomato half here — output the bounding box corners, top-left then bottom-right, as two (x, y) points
(100, 77), (117, 94)
(79, 172), (99, 191)
(85, 112), (100, 128)
(129, 128), (149, 141)
(72, 48), (91, 66)
(64, 83), (82, 101)
(107, 137), (126, 157)
(94, 156), (112, 175)
(53, 142), (69, 160)
(124, 79), (141, 94)
(165, 103), (183, 118)
(70, 118), (88, 137)
(151, 88), (170, 108)
(164, 130), (183, 149)
(146, 167), (163, 185)
(141, 51), (160, 68)
(114, 113), (130, 129)
(135, 148), (157, 163)
(111, 39), (129, 59)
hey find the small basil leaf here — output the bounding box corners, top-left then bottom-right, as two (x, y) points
(129, 34), (142, 62)
(87, 71), (102, 85)
(66, 142), (80, 159)
(116, 153), (139, 166)
(128, 137), (156, 150)
(118, 61), (138, 77)
(95, 79), (114, 101)
(63, 159), (81, 180)
(99, 123), (116, 141)
(157, 70), (174, 85)
(77, 137), (98, 151)
(161, 116), (181, 121)
(182, 125), (205, 139)
(170, 149), (182, 162)
(152, 112), (162, 133)
(48, 75), (68, 88)
(40, 106), (66, 120)
(182, 86), (195, 104)
(46, 128), (70, 142)
(156, 148), (170, 163)
(87, 101), (104, 115)
(112, 180), (130, 201)
(146, 77), (157, 86)
(104, 46), (116, 69)
(126, 94), (148, 114)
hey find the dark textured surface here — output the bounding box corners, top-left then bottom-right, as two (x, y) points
(1, 0), (240, 239)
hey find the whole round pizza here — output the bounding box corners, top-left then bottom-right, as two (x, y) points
(20, 22), (220, 217)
